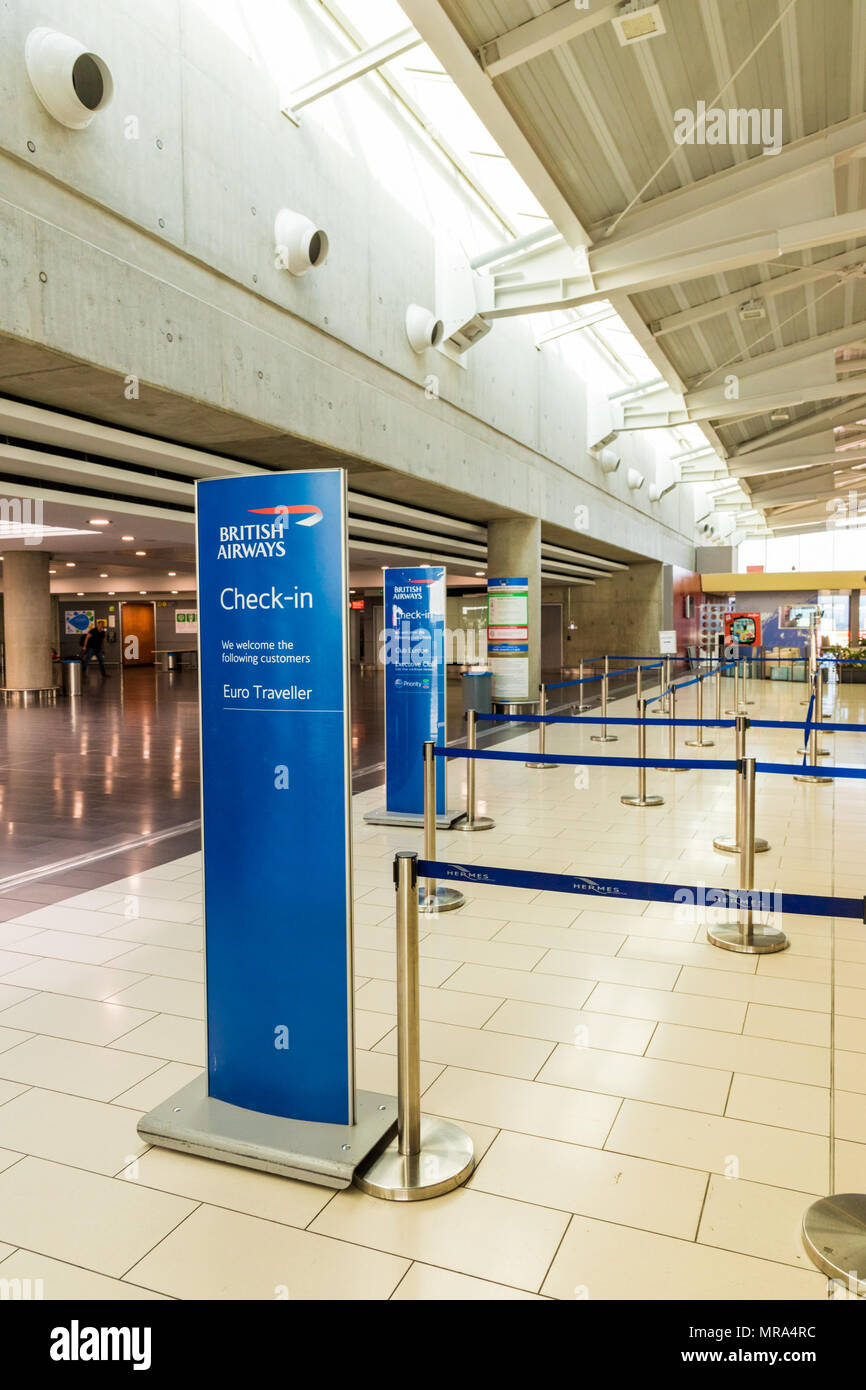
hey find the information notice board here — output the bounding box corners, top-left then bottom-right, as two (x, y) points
(487, 577), (530, 701)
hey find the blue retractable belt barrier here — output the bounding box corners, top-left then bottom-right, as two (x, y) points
(475, 713), (735, 727)
(756, 762), (866, 779)
(433, 745), (737, 772)
(417, 859), (865, 921)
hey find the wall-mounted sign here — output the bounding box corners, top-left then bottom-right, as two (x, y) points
(658, 629), (678, 654)
(724, 612), (762, 647)
(487, 578), (530, 700)
(65, 609), (94, 635)
(174, 609), (198, 633)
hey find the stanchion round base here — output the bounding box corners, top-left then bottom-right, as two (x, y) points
(802, 1194), (866, 1291)
(620, 794), (664, 807)
(453, 815), (495, 832)
(577, 704), (590, 713)
(419, 887), (464, 913)
(793, 773), (833, 784)
(713, 835), (771, 854)
(725, 708), (746, 716)
(684, 738), (715, 748)
(525, 761), (557, 769)
(796, 747), (830, 757)
(354, 1115), (474, 1201)
(590, 734), (618, 743)
(706, 921), (789, 954)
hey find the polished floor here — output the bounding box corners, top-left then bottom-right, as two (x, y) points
(0, 675), (863, 1298)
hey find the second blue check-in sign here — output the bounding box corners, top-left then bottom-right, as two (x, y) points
(384, 566), (447, 818)
(196, 470), (355, 1127)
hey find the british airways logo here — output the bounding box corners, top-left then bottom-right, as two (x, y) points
(248, 505), (323, 528)
(216, 505), (324, 559)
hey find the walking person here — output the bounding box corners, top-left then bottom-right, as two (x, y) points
(81, 621), (110, 678)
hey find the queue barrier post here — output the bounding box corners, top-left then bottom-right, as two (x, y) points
(726, 657), (745, 716)
(794, 666), (833, 784)
(707, 759), (788, 955)
(421, 743), (464, 912)
(742, 652), (755, 706)
(355, 851), (474, 1200)
(621, 699), (664, 808)
(715, 663), (723, 723)
(713, 715), (770, 855)
(685, 673), (714, 749)
(455, 710), (495, 832)
(591, 661), (617, 744)
(575, 660), (590, 713)
(526, 684), (557, 769)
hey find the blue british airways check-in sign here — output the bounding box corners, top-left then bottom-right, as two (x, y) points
(196, 470), (354, 1126)
(384, 566), (446, 816)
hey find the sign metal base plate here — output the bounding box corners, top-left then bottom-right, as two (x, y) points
(363, 808), (467, 829)
(137, 1074), (397, 1189)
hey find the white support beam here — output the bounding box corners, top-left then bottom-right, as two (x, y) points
(748, 469), (839, 508)
(281, 28), (422, 119)
(479, 2), (619, 78)
(479, 116), (866, 316)
(732, 395), (866, 454)
(650, 250), (866, 339)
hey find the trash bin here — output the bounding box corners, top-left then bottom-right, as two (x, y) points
(462, 668), (493, 715)
(61, 659), (82, 696)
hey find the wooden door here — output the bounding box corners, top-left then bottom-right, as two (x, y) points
(121, 602), (155, 665)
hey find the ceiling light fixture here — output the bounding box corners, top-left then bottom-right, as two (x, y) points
(611, 2), (666, 46)
(89, 518), (110, 526)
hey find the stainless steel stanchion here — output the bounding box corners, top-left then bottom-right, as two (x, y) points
(621, 699), (664, 807)
(575, 660), (590, 713)
(526, 684), (557, 769)
(725, 658), (745, 715)
(655, 655), (672, 713)
(420, 743), (464, 911)
(707, 759), (787, 954)
(355, 852), (475, 1200)
(455, 710), (495, 831)
(797, 667), (830, 758)
(742, 652), (755, 705)
(801, 630), (817, 705)
(667, 681), (688, 771)
(685, 674), (714, 749)
(715, 663), (723, 723)
(713, 716), (770, 854)
(590, 670), (617, 743)
(635, 663), (643, 713)
(794, 667), (833, 783)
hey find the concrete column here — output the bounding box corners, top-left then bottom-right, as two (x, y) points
(487, 516), (541, 697)
(2, 551), (54, 691)
(849, 589), (861, 646)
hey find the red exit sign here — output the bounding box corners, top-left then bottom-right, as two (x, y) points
(350, 599), (365, 610)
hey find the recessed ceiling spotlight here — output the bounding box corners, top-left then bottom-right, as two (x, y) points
(76, 591), (84, 596)
(168, 570), (176, 576)
(66, 561), (75, 567)
(49, 568), (57, 574)
(99, 572), (108, 577)
(139, 590), (147, 594)
(89, 518), (110, 526)
(171, 590), (178, 594)
(121, 535), (134, 541)
(135, 550), (146, 556)
(770, 409), (790, 423)
(108, 590), (115, 595)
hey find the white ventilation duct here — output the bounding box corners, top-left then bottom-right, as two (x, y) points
(598, 447), (621, 474)
(405, 304), (444, 354)
(627, 469), (645, 491)
(274, 209), (329, 276)
(25, 27), (114, 129)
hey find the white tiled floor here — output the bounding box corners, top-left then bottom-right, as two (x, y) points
(0, 675), (863, 1300)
